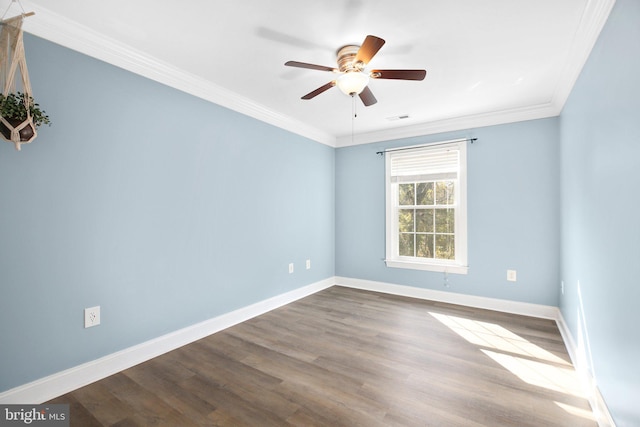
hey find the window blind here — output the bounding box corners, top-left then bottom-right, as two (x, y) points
(388, 143), (460, 183)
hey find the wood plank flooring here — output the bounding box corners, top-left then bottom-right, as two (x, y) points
(47, 286), (597, 426)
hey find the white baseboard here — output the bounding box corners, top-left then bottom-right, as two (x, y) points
(336, 276), (616, 427)
(1, 274), (616, 427)
(556, 312), (616, 427)
(335, 276), (560, 319)
(0, 278), (334, 405)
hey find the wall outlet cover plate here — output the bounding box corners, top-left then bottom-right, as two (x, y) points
(84, 306), (101, 328)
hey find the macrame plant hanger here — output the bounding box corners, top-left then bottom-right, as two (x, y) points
(0, 0), (36, 150)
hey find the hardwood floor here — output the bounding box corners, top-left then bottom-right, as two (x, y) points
(47, 286), (597, 426)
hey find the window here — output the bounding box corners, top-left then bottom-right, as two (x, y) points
(385, 139), (468, 274)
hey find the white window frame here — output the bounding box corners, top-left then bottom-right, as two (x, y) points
(385, 139), (468, 274)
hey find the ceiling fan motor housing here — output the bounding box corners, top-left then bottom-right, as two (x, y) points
(336, 45), (363, 72)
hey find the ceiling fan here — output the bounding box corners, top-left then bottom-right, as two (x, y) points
(285, 35), (426, 107)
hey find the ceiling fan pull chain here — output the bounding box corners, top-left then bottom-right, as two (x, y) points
(352, 94), (358, 119)
(351, 94), (357, 145)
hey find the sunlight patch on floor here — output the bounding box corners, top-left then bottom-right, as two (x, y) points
(429, 311), (592, 401)
(481, 349), (585, 397)
(429, 312), (570, 365)
(555, 401), (597, 421)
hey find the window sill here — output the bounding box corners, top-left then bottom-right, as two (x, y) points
(385, 259), (469, 275)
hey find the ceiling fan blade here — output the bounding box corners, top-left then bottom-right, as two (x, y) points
(371, 69), (427, 80)
(301, 81), (336, 100)
(285, 61), (338, 72)
(355, 35), (386, 65)
(359, 86), (377, 106)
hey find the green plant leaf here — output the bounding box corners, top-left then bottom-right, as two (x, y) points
(0, 91), (51, 128)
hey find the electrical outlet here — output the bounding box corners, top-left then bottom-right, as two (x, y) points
(507, 270), (517, 282)
(84, 306), (101, 328)
(306, 259), (311, 270)
(561, 280), (565, 295)
(288, 263), (294, 274)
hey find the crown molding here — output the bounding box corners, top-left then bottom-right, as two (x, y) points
(549, 0), (616, 116)
(336, 0), (616, 148)
(16, 0), (614, 149)
(336, 101), (561, 147)
(19, 2), (337, 147)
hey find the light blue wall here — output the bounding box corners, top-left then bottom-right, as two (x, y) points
(336, 118), (560, 306)
(559, 0), (640, 425)
(3, 6), (637, 422)
(0, 35), (335, 393)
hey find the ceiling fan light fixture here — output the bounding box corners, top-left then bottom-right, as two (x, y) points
(284, 35), (425, 107)
(336, 71), (370, 96)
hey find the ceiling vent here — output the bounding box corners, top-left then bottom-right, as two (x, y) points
(386, 115), (410, 121)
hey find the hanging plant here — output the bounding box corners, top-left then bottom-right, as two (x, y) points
(0, 11), (47, 150)
(0, 91), (50, 141)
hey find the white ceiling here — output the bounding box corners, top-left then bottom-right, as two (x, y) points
(6, 0), (614, 147)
